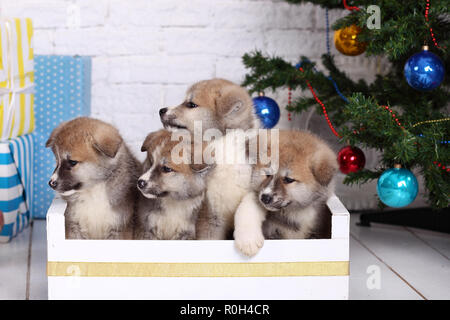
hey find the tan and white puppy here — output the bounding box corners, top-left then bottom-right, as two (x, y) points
(234, 130), (337, 256)
(159, 79), (263, 243)
(46, 117), (141, 239)
(135, 129), (211, 240)
(160, 78), (258, 133)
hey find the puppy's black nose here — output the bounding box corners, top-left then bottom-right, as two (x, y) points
(261, 194), (272, 205)
(137, 179), (147, 189)
(48, 180), (58, 189)
(159, 108), (168, 116)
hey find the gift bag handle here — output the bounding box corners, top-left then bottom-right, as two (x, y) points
(2, 19), (17, 140)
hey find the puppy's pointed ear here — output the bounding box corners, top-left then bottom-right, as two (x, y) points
(45, 122), (66, 148)
(91, 124), (123, 158)
(224, 100), (243, 116)
(216, 85), (251, 118)
(141, 130), (170, 153)
(311, 148), (338, 186)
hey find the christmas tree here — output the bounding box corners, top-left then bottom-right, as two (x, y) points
(242, 0), (449, 209)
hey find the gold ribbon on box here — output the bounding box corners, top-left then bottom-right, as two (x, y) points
(47, 261), (349, 277)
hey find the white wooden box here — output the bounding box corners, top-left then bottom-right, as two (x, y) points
(47, 195), (350, 300)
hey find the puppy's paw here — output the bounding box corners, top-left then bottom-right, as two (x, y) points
(234, 228), (264, 257)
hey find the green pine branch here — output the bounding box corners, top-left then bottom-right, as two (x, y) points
(242, 0), (449, 209)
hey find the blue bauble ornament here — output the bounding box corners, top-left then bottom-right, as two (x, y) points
(377, 166), (418, 208)
(253, 93), (280, 129)
(404, 46), (445, 91)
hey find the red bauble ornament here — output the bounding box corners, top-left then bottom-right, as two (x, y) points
(337, 146), (366, 174)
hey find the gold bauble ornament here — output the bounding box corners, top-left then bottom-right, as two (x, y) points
(334, 24), (367, 56)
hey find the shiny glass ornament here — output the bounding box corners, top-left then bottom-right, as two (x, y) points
(337, 145), (365, 174)
(253, 93), (280, 129)
(404, 46), (445, 91)
(377, 166), (418, 208)
(334, 24), (367, 56)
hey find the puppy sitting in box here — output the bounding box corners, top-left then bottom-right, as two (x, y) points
(159, 78), (262, 242)
(46, 117), (141, 239)
(135, 129), (212, 240)
(234, 130), (337, 256)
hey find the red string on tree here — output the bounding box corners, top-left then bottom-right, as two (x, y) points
(425, 0), (443, 48)
(293, 65), (412, 175)
(298, 66), (341, 138)
(381, 105), (404, 130)
(343, 0), (360, 11)
(433, 161), (450, 173)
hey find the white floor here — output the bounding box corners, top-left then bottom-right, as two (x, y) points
(1, 214), (449, 300)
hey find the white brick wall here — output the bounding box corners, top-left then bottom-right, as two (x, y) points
(2, 0), (409, 210)
(1, 0), (384, 160)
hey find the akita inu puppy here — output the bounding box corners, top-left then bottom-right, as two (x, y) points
(136, 129), (211, 240)
(46, 117), (141, 239)
(234, 130), (338, 255)
(159, 79), (264, 244)
(159, 78), (259, 133)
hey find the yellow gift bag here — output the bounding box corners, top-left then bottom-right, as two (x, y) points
(0, 18), (35, 140)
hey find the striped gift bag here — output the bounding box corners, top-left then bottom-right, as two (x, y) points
(0, 93), (35, 139)
(0, 134), (33, 242)
(0, 18), (35, 141)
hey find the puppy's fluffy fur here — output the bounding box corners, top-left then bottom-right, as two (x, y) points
(160, 79), (260, 241)
(160, 78), (258, 133)
(46, 117), (141, 239)
(234, 130), (337, 255)
(135, 130), (211, 240)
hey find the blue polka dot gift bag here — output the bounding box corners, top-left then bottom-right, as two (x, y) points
(32, 56), (91, 219)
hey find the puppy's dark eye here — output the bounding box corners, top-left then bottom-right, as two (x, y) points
(283, 176), (295, 184)
(162, 165), (174, 173)
(68, 160), (78, 167)
(186, 102), (198, 109)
